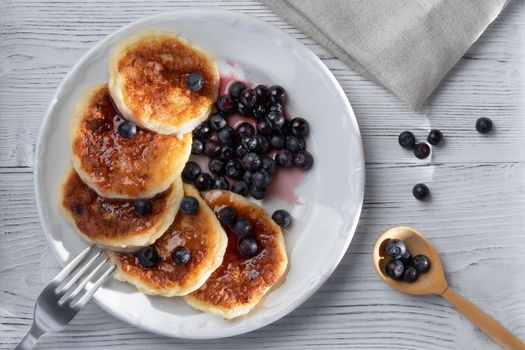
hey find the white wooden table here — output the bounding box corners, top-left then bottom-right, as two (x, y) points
(1, 1), (524, 349)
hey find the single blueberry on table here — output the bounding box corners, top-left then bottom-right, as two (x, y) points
(137, 246), (159, 268)
(412, 183), (430, 200)
(476, 117), (493, 134)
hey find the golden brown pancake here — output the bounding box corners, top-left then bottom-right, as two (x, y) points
(185, 190), (288, 319)
(108, 30), (219, 136)
(108, 184), (228, 297)
(59, 166), (182, 249)
(69, 84), (191, 199)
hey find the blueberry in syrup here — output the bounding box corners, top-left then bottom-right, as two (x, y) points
(385, 239), (406, 260)
(286, 135), (305, 154)
(182, 161), (201, 183)
(236, 122), (255, 138)
(194, 173), (213, 191)
(412, 183), (430, 200)
(252, 104), (267, 120)
(293, 150), (314, 170)
(228, 81), (246, 100)
(427, 129), (443, 145)
(243, 152), (262, 171)
(385, 259), (404, 279)
(413, 143), (430, 159)
(136, 246), (159, 268)
(238, 236), (259, 258)
(232, 181), (250, 196)
(172, 246), (191, 265)
(272, 209), (292, 229)
(212, 176), (229, 190)
(180, 196), (199, 215)
(133, 199), (152, 216)
(242, 170), (254, 185)
(252, 171), (271, 189)
(254, 84), (269, 104)
(398, 131), (415, 149)
(225, 159), (244, 180)
(412, 254), (431, 273)
(402, 266), (419, 282)
(191, 138), (204, 155)
(275, 149), (293, 168)
(218, 145), (234, 161)
(204, 140), (221, 158)
(233, 216), (253, 237)
(476, 117), (493, 134)
(268, 103), (284, 115)
(208, 158), (225, 175)
(194, 122), (212, 139)
(209, 113), (227, 131)
(290, 117), (309, 137)
(268, 85), (286, 104)
(216, 95), (235, 114)
(240, 89), (257, 109)
(270, 134), (285, 149)
(235, 143), (248, 158)
(256, 119), (273, 136)
(236, 101), (249, 116)
(280, 119), (292, 136)
(255, 135), (270, 154)
(242, 135), (259, 152)
(218, 206), (237, 225)
(217, 125), (235, 146)
(261, 156), (276, 175)
(117, 120), (137, 138)
(186, 72), (204, 92)
(250, 185), (267, 200)
(267, 110), (285, 131)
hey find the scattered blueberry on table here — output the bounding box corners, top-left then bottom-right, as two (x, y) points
(398, 131), (416, 149)
(427, 129), (443, 145)
(412, 183), (430, 200)
(476, 117), (493, 134)
(413, 143), (430, 159)
(383, 238), (431, 283)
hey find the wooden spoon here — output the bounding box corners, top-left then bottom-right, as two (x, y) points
(372, 226), (525, 350)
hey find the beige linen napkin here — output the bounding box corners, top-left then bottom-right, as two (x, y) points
(262, 0), (510, 109)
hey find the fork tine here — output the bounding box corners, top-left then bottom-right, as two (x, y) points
(59, 256), (108, 305)
(55, 250), (102, 294)
(51, 245), (94, 284)
(72, 264), (116, 309)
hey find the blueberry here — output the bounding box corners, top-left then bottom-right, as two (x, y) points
(272, 209), (292, 229)
(213, 176), (229, 190)
(204, 140), (221, 157)
(216, 95), (235, 115)
(384, 239), (406, 260)
(191, 138), (204, 155)
(293, 150), (314, 170)
(412, 183), (430, 200)
(225, 159), (244, 180)
(385, 260), (404, 279)
(252, 171), (271, 189)
(217, 125), (235, 146)
(268, 85), (286, 104)
(398, 131), (415, 148)
(290, 117), (309, 137)
(280, 119), (292, 136)
(413, 143), (430, 159)
(208, 158), (225, 175)
(186, 72), (204, 92)
(267, 111), (285, 130)
(243, 152), (262, 171)
(117, 120), (137, 138)
(476, 117), (493, 134)
(238, 236), (258, 258)
(275, 149), (293, 168)
(218, 145), (234, 161)
(233, 216), (253, 237)
(235, 144), (248, 158)
(182, 161), (201, 183)
(255, 135), (270, 154)
(228, 81), (246, 100)
(250, 185), (267, 200)
(194, 122), (212, 139)
(236, 101), (249, 116)
(402, 266), (419, 282)
(270, 134), (285, 149)
(261, 156), (276, 175)
(256, 119), (273, 136)
(240, 89), (257, 109)
(133, 199), (152, 216)
(254, 84), (269, 104)
(242, 135), (259, 152)
(232, 181), (250, 196)
(171, 246), (191, 265)
(252, 105), (267, 119)
(427, 129), (443, 145)
(209, 113), (227, 131)
(136, 246), (159, 268)
(180, 196), (199, 215)
(268, 103), (284, 115)
(236, 122), (255, 138)
(286, 135), (305, 154)
(217, 206), (237, 225)
(400, 251), (412, 264)
(412, 254), (431, 273)
(194, 173), (213, 191)
(242, 170), (254, 184)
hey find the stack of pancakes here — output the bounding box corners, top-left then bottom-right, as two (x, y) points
(59, 30), (287, 319)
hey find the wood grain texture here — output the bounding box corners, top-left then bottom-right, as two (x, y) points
(1, 0), (524, 349)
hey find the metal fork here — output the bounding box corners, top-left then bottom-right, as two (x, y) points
(16, 245), (115, 350)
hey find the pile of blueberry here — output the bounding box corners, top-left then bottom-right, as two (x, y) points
(383, 239), (430, 282)
(184, 82), (313, 200)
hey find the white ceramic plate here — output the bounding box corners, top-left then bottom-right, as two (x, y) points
(34, 9), (365, 339)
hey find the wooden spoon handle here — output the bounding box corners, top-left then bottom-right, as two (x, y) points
(442, 287), (525, 350)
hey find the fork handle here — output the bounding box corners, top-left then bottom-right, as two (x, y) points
(15, 323), (45, 350)
(442, 287), (525, 350)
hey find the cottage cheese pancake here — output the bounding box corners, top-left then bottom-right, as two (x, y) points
(108, 184), (228, 297)
(59, 166), (182, 249)
(185, 190), (288, 319)
(108, 30), (219, 136)
(69, 84), (191, 199)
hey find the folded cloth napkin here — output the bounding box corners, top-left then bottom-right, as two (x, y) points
(262, 0), (510, 109)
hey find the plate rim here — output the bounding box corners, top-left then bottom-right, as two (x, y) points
(34, 8), (365, 339)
